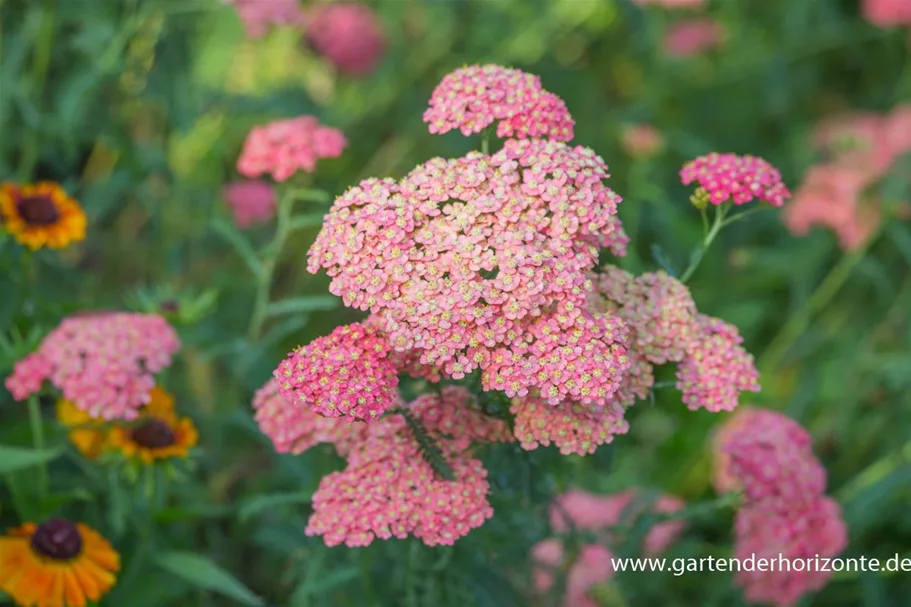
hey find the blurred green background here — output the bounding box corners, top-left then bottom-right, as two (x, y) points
(1, 0), (911, 605)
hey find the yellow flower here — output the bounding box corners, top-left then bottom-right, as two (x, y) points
(0, 182), (87, 250)
(108, 386), (197, 465)
(55, 400), (107, 460)
(0, 519), (120, 607)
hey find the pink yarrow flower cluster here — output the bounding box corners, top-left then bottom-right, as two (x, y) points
(533, 489), (687, 607)
(593, 265), (759, 413)
(784, 105), (911, 250)
(680, 152), (791, 207)
(308, 138), (631, 407)
(237, 116), (347, 182)
(4, 312), (180, 420)
(620, 124), (665, 159)
(223, 180), (277, 228)
(714, 409), (848, 607)
(221, 0), (304, 39)
(862, 0), (911, 27)
(274, 322), (400, 421)
(423, 64), (575, 141)
(305, 386), (511, 547)
(632, 0), (706, 9)
(664, 19), (725, 57)
(304, 2), (386, 77)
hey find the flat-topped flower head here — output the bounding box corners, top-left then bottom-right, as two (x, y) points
(714, 408), (826, 511)
(306, 389), (500, 547)
(4, 312), (180, 420)
(423, 64), (574, 141)
(308, 140), (630, 406)
(0, 181), (87, 250)
(253, 378), (368, 455)
(675, 314), (760, 412)
(304, 2), (386, 77)
(734, 497), (847, 607)
(273, 322), (400, 421)
(680, 153), (790, 207)
(510, 395), (629, 456)
(237, 116), (346, 182)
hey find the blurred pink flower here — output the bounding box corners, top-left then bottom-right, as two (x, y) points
(664, 19), (724, 57)
(533, 489), (686, 606)
(223, 180), (276, 228)
(633, 0), (706, 9)
(813, 112), (894, 177)
(883, 104), (911, 159)
(237, 116), (346, 182)
(5, 312), (180, 420)
(423, 64), (575, 140)
(680, 152), (791, 207)
(620, 124), (665, 158)
(734, 497), (848, 607)
(783, 163), (880, 251)
(304, 2), (386, 77)
(862, 0), (911, 27)
(222, 0), (304, 39)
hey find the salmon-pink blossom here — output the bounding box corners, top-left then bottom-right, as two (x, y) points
(222, 0), (304, 39)
(680, 152), (790, 207)
(862, 0), (911, 27)
(223, 180), (277, 228)
(308, 139), (631, 406)
(237, 116), (346, 182)
(305, 388), (498, 547)
(534, 489), (686, 606)
(713, 409), (826, 511)
(675, 314), (760, 413)
(273, 322), (400, 421)
(632, 0), (706, 8)
(510, 395), (629, 456)
(664, 19), (724, 57)
(734, 498), (848, 607)
(252, 378), (367, 455)
(304, 2), (386, 77)
(4, 312), (180, 420)
(423, 64), (575, 141)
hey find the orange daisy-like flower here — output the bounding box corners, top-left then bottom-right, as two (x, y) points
(0, 182), (87, 250)
(0, 519), (120, 607)
(55, 400), (108, 460)
(108, 386), (198, 464)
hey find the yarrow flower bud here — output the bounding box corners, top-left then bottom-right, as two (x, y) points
(237, 116), (347, 182)
(305, 387), (503, 547)
(714, 408), (848, 607)
(221, 0), (305, 39)
(4, 313), (180, 420)
(423, 64), (575, 141)
(273, 322), (400, 422)
(680, 152), (790, 207)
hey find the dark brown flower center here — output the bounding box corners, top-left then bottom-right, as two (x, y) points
(30, 519), (83, 560)
(131, 418), (177, 448)
(16, 195), (61, 226)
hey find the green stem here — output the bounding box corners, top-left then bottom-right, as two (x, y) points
(18, 0), (57, 180)
(27, 394), (49, 502)
(758, 236), (875, 374)
(680, 205), (727, 283)
(247, 190), (295, 342)
(481, 128), (491, 155)
(837, 440), (911, 503)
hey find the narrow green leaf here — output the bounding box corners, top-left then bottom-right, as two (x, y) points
(650, 243), (679, 277)
(288, 212), (326, 232)
(154, 551), (264, 606)
(0, 445), (63, 475)
(292, 566), (358, 605)
(238, 491), (312, 522)
(212, 219), (262, 276)
(265, 295), (339, 318)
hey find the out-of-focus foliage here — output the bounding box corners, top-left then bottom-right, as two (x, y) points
(1, 0), (910, 605)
